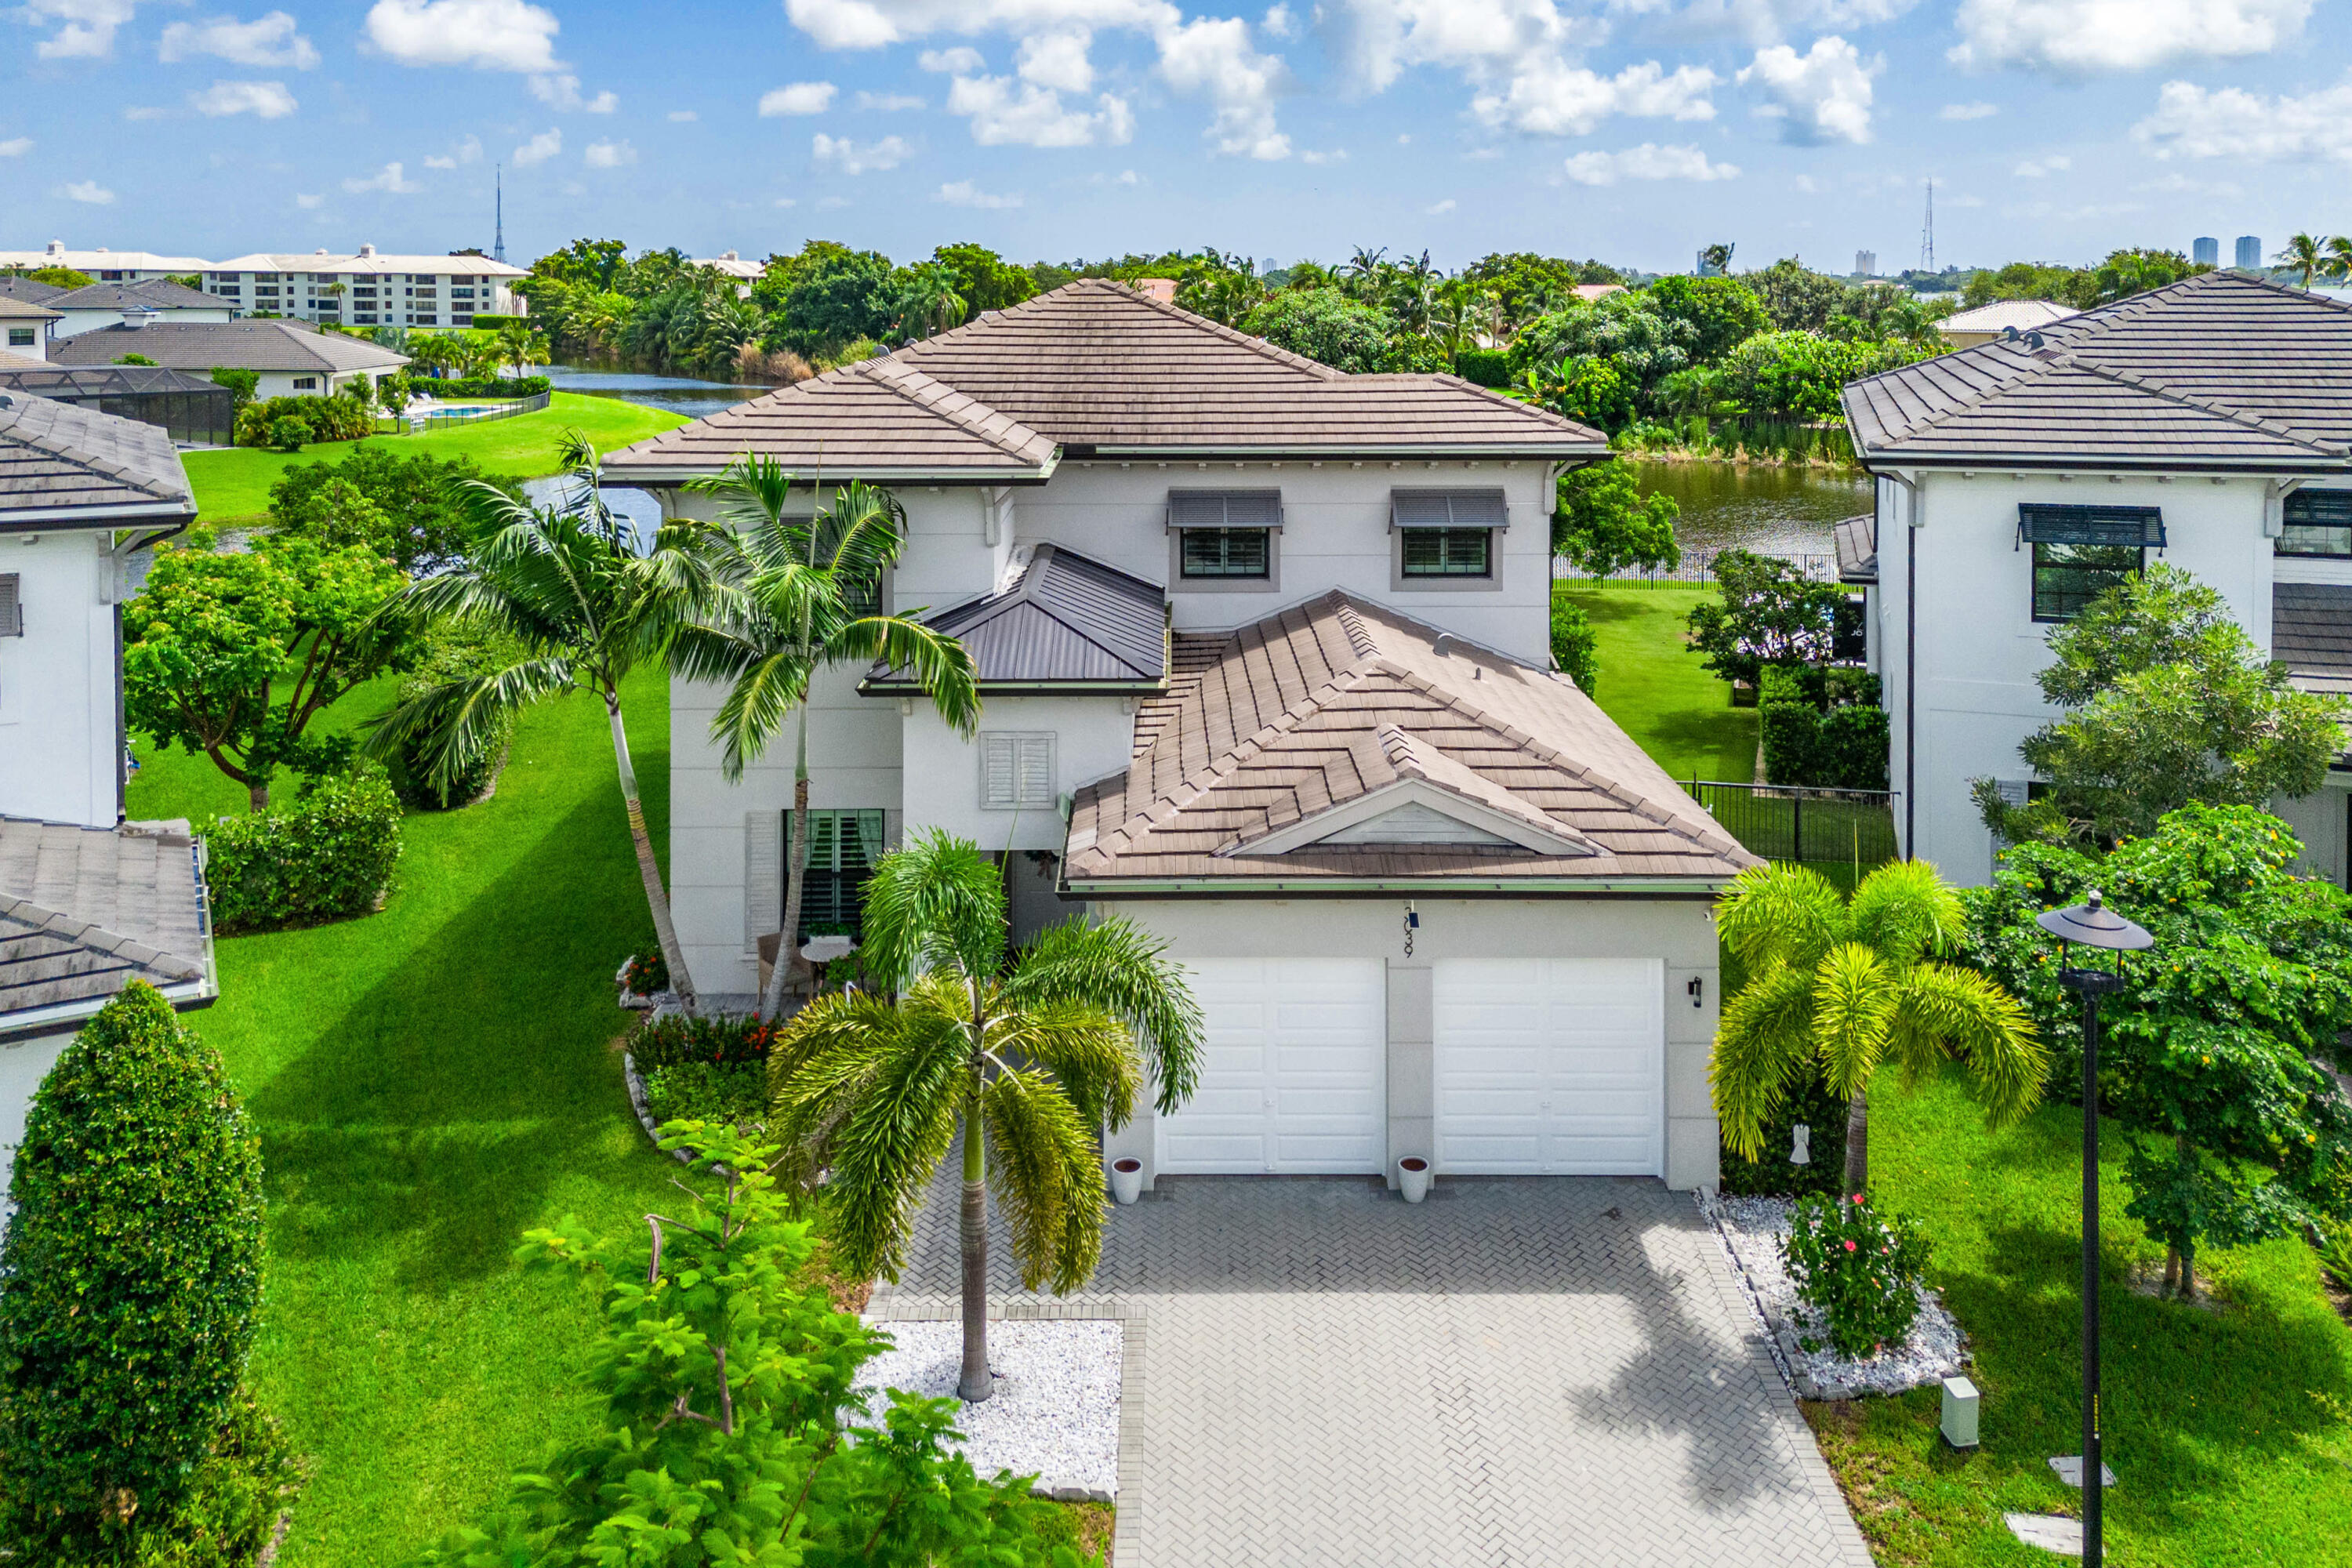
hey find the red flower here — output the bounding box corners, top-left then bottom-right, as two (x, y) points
(1843, 1240), (1858, 1252)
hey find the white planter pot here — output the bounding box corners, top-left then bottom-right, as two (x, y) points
(1398, 1156), (1432, 1204)
(1109, 1157), (1145, 1206)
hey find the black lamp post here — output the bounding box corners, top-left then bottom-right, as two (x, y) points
(2034, 888), (2152, 1568)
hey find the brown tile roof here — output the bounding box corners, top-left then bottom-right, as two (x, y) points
(1062, 591), (1755, 890)
(1844, 271), (2352, 472)
(606, 278), (1607, 480)
(0, 817), (215, 1034)
(50, 318), (408, 375)
(0, 390), (195, 522)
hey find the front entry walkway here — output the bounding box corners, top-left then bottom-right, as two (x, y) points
(869, 1172), (1875, 1568)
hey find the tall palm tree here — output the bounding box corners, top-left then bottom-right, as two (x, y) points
(2325, 235), (2352, 285)
(768, 832), (1203, 1401)
(666, 456), (980, 1019)
(492, 321), (546, 379)
(363, 434), (713, 1008)
(1711, 860), (2043, 1192)
(2278, 233), (2327, 289)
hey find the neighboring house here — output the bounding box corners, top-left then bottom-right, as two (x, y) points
(1840, 270), (2352, 886)
(44, 278), (234, 339)
(1934, 298), (2078, 350)
(51, 318), (408, 399)
(695, 251), (763, 298)
(605, 279), (1753, 1192)
(0, 390), (217, 1196)
(203, 245), (528, 328)
(0, 296), (60, 364)
(0, 365), (239, 446)
(0, 241), (212, 285)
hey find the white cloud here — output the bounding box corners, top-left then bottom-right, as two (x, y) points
(946, 74), (1134, 146)
(363, 0), (559, 71)
(20, 0), (137, 59)
(1473, 57), (1720, 135)
(530, 73), (617, 111)
(775, 194), (799, 206)
(938, 177), (1021, 206)
(343, 159), (421, 193)
(423, 134), (483, 168)
(296, 191), (325, 207)
(817, 194), (851, 209)
(857, 90), (926, 109)
(1156, 13), (1288, 158)
(761, 81), (839, 115)
(1018, 28), (1094, 91)
(1300, 147), (1348, 163)
(2133, 73), (2352, 162)
(1426, 196), (1455, 212)
(1940, 100), (1996, 118)
(1561, 141), (1740, 184)
(513, 126), (562, 165)
(1264, 2), (1298, 36)
(918, 45), (985, 73)
(0, 137), (31, 157)
(669, 108), (698, 121)
(189, 78), (298, 117)
(61, 178), (116, 203)
(584, 137), (637, 166)
(1738, 36), (1878, 143)
(1091, 165), (1142, 184)
(1951, 0), (2307, 70)
(811, 131), (911, 172)
(124, 104), (167, 118)
(1668, 0), (1918, 46)
(2012, 153), (2070, 176)
(160, 11), (318, 67)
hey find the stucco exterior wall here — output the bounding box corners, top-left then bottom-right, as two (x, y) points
(902, 694), (1138, 854)
(1098, 896), (1723, 1192)
(0, 529), (119, 828)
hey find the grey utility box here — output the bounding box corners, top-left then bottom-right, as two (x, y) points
(1940, 1375), (1980, 1450)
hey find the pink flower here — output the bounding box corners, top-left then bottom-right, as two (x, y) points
(1843, 1240), (1858, 1252)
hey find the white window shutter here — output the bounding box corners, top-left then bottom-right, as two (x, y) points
(1018, 735), (1054, 805)
(744, 809), (781, 951)
(0, 575), (19, 637)
(982, 735), (1017, 808)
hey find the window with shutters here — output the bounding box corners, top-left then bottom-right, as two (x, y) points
(980, 732), (1055, 809)
(1170, 490), (1279, 582)
(2031, 543), (2140, 622)
(782, 809), (886, 941)
(2278, 489), (2352, 558)
(1179, 528), (1269, 578)
(0, 575), (19, 637)
(1400, 528), (1492, 577)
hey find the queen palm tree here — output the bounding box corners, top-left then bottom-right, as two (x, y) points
(2325, 235), (2352, 285)
(1711, 859), (2043, 1192)
(2278, 233), (2327, 289)
(666, 455), (979, 1019)
(768, 831), (1203, 1401)
(363, 433), (713, 1008)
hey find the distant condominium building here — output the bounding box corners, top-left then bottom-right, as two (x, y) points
(0, 241), (211, 282)
(2193, 236), (2220, 267)
(0, 240), (527, 328)
(1853, 249), (1876, 276)
(2236, 235), (2263, 270)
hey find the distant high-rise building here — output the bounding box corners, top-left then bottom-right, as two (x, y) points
(1854, 249), (1877, 276)
(2192, 236), (2219, 267)
(2237, 235), (2263, 270)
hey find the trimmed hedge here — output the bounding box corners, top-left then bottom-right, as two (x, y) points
(465, 314), (527, 331)
(234, 392), (372, 449)
(0, 984), (272, 1551)
(203, 769), (403, 932)
(1758, 665), (1889, 791)
(409, 374), (552, 399)
(1454, 347), (1512, 387)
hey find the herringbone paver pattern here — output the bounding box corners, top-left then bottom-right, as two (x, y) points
(869, 1167), (1874, 1568)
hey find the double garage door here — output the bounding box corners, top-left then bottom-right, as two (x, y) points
(1154, 956), (1663, 1177)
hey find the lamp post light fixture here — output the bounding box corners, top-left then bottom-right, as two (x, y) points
(2034, 889), (2153, 1568)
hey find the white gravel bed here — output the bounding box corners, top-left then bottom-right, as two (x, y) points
(854, 1319), (1120, 1501)
(1697, 1190), (1969, 1401)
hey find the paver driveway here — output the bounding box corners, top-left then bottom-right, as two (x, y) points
(870, 1170), (1874, 1568)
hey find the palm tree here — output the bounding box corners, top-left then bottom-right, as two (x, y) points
(1711, 860), (2043, 1192)
(2277, 233), (2327, 289)
(768, 831), (1203, 1401)
(492, 321), (546, 379)
(363, 434), (712, 1008)
(887, 263), (969, 344)
(2325, 235), (2352, 285)
(666, 456), (980, 1019)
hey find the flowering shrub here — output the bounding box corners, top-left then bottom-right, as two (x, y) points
(1782, 1193), (1933, 1359)
(626, 1011), (778, 1072)
(619, 949), (668, 997)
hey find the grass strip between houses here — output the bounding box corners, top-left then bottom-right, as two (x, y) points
(1555, 581), (1759, 786)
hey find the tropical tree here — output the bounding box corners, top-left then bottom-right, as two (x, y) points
(363, 434), (710, 1008)
(883, 262), (970, 343)
(492, 321), (546, 378)
(1711, 859), (2044, 1192)
(666, 456), (981, 1019)
(2327, 234), (2352, 285)
(766, 832), (1204, 1401)
(2277, 233), (2327, 289)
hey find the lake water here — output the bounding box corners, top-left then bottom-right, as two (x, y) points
(540, 362), (771, 418)
(1632, 460), (1871, 559)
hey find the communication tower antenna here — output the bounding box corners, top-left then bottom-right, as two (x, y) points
(494, 165), (506, 266)
(1918, 180), (1935, 274)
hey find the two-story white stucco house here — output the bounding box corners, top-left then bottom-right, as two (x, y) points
(606, 280), (1758, 1193)
(0, 390), (220, 1198)
(1838, 270), (2352, 885)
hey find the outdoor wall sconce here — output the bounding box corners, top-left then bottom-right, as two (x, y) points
(1687, 975), (1704, 1008)
(1402, 902), (1419, 957)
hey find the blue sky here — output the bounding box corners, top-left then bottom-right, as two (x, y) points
(4, 0), (2350, 274)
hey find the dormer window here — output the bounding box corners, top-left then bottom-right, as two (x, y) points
(1170, 489), (1279, 586)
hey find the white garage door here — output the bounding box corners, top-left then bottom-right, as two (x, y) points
(1156, 957), (1385, 1174)
(1434, 957), (1664, 1175)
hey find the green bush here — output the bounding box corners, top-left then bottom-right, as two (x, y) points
(1454, 347), (1512, 387)
(463, 313), (527, 331)
(643, 1061), (768, 1129)
(1718, 1071), (1848, 1198)
(1762, 699), (1889, 790)
(235, 394), (372, 449)
(383, 629), (521, 810)
(264, 415), (307, 452)
(1781, 1192), (1932, 1359)
(0, 984), (292, 1559)
(202, 769), (403, 932)
(408, 374), (552, 399)
(1550, 597), (1598, 695)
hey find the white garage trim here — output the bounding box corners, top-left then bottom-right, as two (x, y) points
(1155, 956), (1385, 1174)
(1433, 956), (1664, 1176)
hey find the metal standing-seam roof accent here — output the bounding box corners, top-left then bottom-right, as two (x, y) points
(0, 390), (196, 521)
(2273, 581), (2352, 693)
(49, 318), (410, 375)
(1833, 514), (1877, 583)
(869, 543), (1167, 690)
(1062, 590), (1756, 890)
(0, 817), (216, 1036)
(1843, 271), (2352, 471)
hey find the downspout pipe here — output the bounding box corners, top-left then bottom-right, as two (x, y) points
(1882, 470), (1922, 860)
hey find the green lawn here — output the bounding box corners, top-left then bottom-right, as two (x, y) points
(127, 673), (676, 1567)
(1556, 583), (1758, 784)
(1810, 1066), (2352, 1566)
(182, 392), (689, 524)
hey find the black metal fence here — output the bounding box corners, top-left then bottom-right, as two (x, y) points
(1691, 780), (1898, 873)
(1555, 547), (1838, 586)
